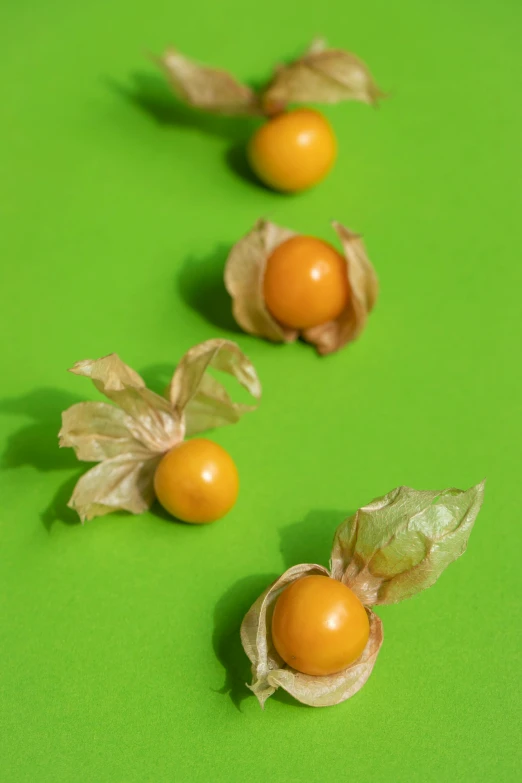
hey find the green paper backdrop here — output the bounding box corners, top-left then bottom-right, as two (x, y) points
(0, 0), (520, 780)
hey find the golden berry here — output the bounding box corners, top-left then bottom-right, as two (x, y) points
(154, 438), (239, 524)
(272, 575), (370, 676)
(263, 235), (349, 329)
(248, 108), (337, 193)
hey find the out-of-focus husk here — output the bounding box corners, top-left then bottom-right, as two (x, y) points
(224, 219), (378, 355)
(261, 39), (386, 115)
(158, 48), (261, 116)
(59, 340), (261, 522)
(156, 40), (384, 118)
(240, 563), (383, 708)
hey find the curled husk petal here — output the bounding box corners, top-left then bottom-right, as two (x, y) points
(224, 219), (298, 344)
(60, 341), (261, 522)
(69, 354), (183, 453)
(240, 564), (383, 708)
(262, 39), (385, 114)
(302, 222), (379, 356)
(225, 219), (378, 355)
(330, 481), (486, 605)
(158, 48), (261, 116)
(168, 338), (261, 435)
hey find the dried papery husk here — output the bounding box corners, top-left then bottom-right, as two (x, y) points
(68, 354), (184, 454)
(158, 48), (261, 116)
(224, 219), (378, 355)
(261, 38), (386, 115)
(167, 338), (262, 435)
(224, 219), (298, 344)
(241, 481), (484, 708)
(240, 564), (383, 708)
(330, 481), (486, 605)
(59, 340), (261, 522)
(64, 455), (162, 522)
(302, 222), (379, 356)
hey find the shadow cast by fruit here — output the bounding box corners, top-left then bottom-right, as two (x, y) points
(0, 388), (81, 472)
(212, 573), (279, 711)
(177, 246), (242, 334)
(105, 72), (257, 144)
(279, 509), (349, 570)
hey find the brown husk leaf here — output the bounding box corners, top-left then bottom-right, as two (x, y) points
(241, 481), (484, 707)
(158, 48), (261, 116)
(59, 340), (261, 522)
(224, 219), (378, 355)
(240, 564), (383, 708)
(262, 39), (385, 115)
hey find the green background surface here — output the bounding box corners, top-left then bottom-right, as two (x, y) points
(0, 0), (520, 780)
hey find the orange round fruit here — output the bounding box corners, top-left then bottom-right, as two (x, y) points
(248, 108), (337, 193)
(271, 575), (370, 676)
(263, 235), (349, 330)
(153, 438), (239, 524)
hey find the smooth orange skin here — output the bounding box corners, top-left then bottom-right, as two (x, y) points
(263, 235), (350, 330)
(271, 575), (370, 676)
(153, 438), (239, 524)
(248, 108), (337, 193)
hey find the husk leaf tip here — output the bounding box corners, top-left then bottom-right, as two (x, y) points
(157, 48), (261, 116)
(261, 38), (386, 113)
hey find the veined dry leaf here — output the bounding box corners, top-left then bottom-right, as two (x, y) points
(59, 402), (149, 461)
(158, 48), (261, 116)
(240, 564), (383, 708)
(67, 454), (161, 523)
(330, 481), (486, 605)
(224, 219), (298, 344)
(224, 219), (378, 355)
(168, 338), (261, 435)
(262, 39), (385, 114)
(69, 354), (183, 453)
(303, 222), (379, 356)
(60, 341), (261, 523)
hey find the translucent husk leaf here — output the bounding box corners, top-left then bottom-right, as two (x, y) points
(262, 39), (385, 114)
(67, 455), (161, 523)
(59, 402), (149, 461)
(69, 354), (183, 453)
(158, 48), (261, 116)
(224, 219), (298, 344)
(330, 481), (486, 605)
(240, 564), (383, 708)
(167, 338), (261, 436)
(224, 219), (378, 355)
(60, 341), (261, 522)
